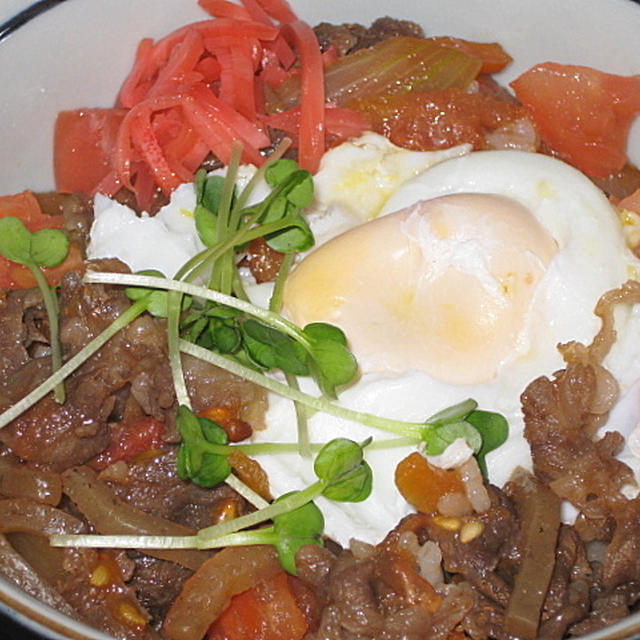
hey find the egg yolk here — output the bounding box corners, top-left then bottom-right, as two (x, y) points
(282, 193), (558, 384)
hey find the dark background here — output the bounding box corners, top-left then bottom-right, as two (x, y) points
(1, 616), (43, 640)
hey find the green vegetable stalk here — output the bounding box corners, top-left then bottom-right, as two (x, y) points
(0, 217), (69, 402)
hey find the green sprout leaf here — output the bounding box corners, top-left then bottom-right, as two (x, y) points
(314, 438), (364, 481)
(302, 322), (348, 345)
(301, 322), (358, 398)
(125, 270), (191, 318)
(0, 216), (71, 403)
(264, 159), (313, 207)
(264, 213), (314, 253)
(202, 174), (228, 213)
(423, 421), (483, 456)
(421, 398), (483, 456)
(241, 319), (309, 375)
(466, 409), (509, 476)
(30, 228), (69, 268)
(314, 437), (373, 502)
(322, 462), (373, 502)
(425, 398), (477, 427)
(209, 320), (242, 354)
(176, 405), (231, 488)
(264, 158), (299, 185)
(0, 218), (70, 269)
(308, 339), (358, 396)
(194, 204), (217, 247)
(0, 217), (32, 265)
(271, 495), (324, 574)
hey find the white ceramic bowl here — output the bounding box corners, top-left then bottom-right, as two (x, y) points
(0, 1), (639, 638)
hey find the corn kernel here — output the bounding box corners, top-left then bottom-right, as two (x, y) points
(90, 565), (111, 587)
(459, 520), (484, 543)
(116, 602), (147, 628)
(431, 515), (462, 531)
(212, 498), (238, 523)
(199, 406), (233, 423)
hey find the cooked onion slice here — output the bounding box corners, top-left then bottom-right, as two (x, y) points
(164, 545), (280, 640)
(61, 466), (208, 570)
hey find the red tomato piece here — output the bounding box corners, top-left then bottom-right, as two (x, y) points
(208, 571), (308, 640)
(511, 62), (640, 177)
(348, 87), (526, 151)
(90, 416), (165, 470)
(54, 108), (127, 195)
(0, 191), (84, 289)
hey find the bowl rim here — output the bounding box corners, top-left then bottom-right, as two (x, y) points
(0, 0), (68, 43)
(1, 1), (640, 640)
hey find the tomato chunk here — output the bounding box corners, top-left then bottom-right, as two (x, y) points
(90, 416), (165, 469)
(0, 191), (84, 289)
(349, 87), (526, 151)
(208, 570), (308, 640)
(54, 108), (127, 194)
(511, 63), (640, 178)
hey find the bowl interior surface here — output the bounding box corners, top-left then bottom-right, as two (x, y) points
(0, 0), (639, 193)
(0, 1), (639, 639)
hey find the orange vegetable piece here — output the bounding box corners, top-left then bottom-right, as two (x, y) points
(90, 416), (165, 470)
(198, 405), (253, 442)
(395, 452), (465, 514)
(511, 62), (640, 178)
(54, 108), (127, 195)
(348, 87), (525, 152)
(227, 450), (272, 501)
(379, 554), (442, 614)
(208, 570), (308, 640)
(0, 191), (84, 290)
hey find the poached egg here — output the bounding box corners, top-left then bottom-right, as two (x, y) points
(87, 136), (640, 546)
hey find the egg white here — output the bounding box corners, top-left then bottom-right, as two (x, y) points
(255, 149), (640, 546)
(86, 140), (640, 548)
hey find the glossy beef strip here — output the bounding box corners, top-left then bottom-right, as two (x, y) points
(0, 261), (175, 469)
(313, 16), (424, 55)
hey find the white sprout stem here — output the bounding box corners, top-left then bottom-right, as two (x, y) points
(83, 271), (311, 346)
(167, 290), (191, 408)
(27, 263), (65, 403)
(225, 474), (269, 510)
(179, 340), (425, 439)
(50, 533), (198, 549)
(52, 480), (324, 551)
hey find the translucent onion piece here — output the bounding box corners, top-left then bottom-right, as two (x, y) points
(0, 456), (62, 506)
(0, 533), (77, 617)
(0, 498), (84, 537)
(164, 545), (280, 640)
(61, 466), (208, 571)
(266, 37), (482, 112)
